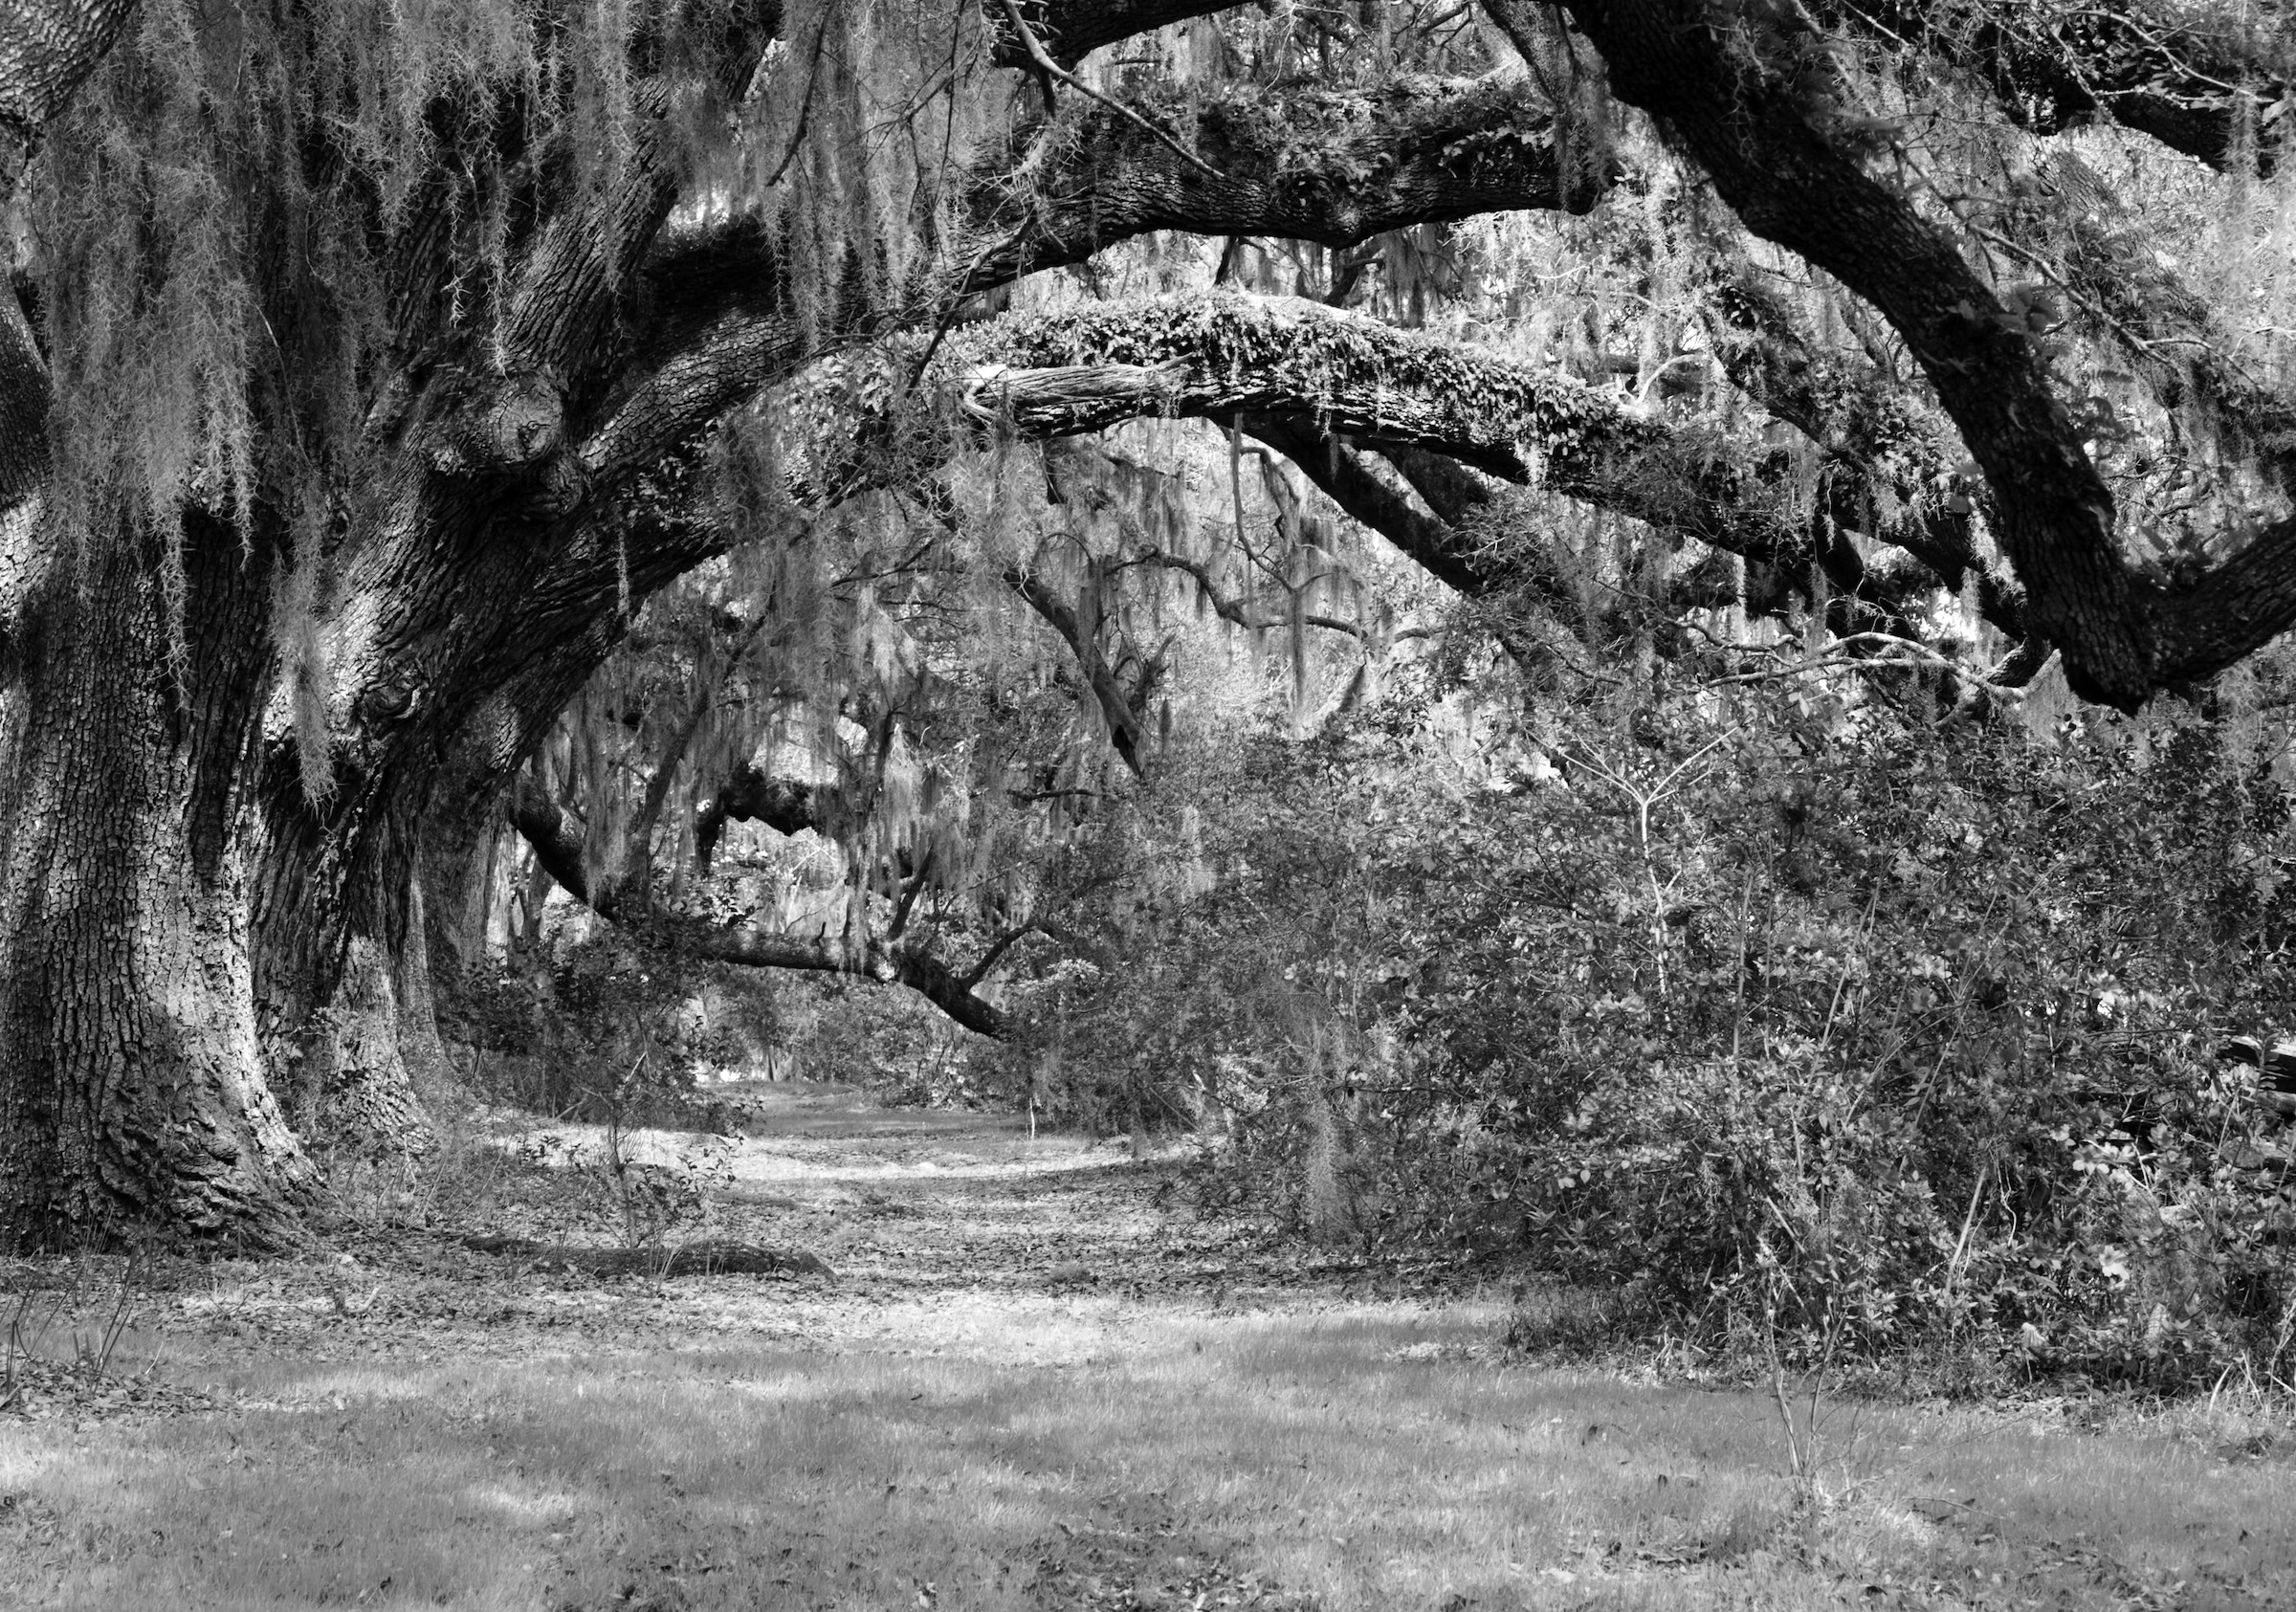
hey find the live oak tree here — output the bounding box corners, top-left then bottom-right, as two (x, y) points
(0, 0), (2290, 1247)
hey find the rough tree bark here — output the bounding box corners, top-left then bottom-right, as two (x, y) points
(0, 1), (782, 1245)
(0, 0), (137, 199)
(0, 1), (341, 1247)
(0, 520), (318, 1247)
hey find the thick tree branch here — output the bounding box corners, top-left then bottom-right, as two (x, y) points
(945, 294), (1829, 568)
(1380, 444), (1499, 529)
(586, 71), (1611, 484)
(989, 0), (1235, 70)
(507, 770), (1009, 1037)
(695, 761), (853, 874)
(1539, 0), (2189, 704)
(689, 925), (1009, 1040)
(964, 73), (1612, 289)
(762, 292), (2010, 658)
(1237, 416), (1530, 607)
(507, 775), (613, 915)
(1543, 0), (2296, 698)
(1003, 565), (1152, 778)
(1830, 1), (2290, 175)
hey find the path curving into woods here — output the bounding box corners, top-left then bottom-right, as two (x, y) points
(1, 1082), (2291, 1610)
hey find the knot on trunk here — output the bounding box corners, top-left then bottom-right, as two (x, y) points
(428, 370), (568, 477)
(357, 679), (421, 726)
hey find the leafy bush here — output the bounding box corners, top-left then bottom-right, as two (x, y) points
(446, 926), (747, 1128)
(1028, 648), (2296, 1389)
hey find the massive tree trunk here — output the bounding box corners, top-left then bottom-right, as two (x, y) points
(0, 519), (317, 1248)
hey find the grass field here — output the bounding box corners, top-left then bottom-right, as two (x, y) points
(4, 1085), (2291, 1611)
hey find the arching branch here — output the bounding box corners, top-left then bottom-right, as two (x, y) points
(1538, 0), (2296, 705)
(505, 773), (1010, 1039)
(749, 291), (2026, 671)
(585, 70), (1612, 484)
(695, 763), (854, 875)
(989, 0), (1237, 71)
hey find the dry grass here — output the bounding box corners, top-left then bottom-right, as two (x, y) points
(5, 1084), (2292, 1610)
(6, 1301), (2294, 1609)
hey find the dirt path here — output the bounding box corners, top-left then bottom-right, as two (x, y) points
(4, 1085), (2295, 1611)
(132, 1081), (1419, 1375)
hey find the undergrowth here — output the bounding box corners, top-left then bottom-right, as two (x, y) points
(1020, 646), (2296, 1397)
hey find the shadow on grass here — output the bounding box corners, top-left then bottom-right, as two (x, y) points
(7, 1307), (2293, 1610)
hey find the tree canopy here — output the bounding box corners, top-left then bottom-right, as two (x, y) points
(0, 0), (2291, 1253)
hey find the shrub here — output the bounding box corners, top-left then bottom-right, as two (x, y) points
(1027, 649), (2296, 1388)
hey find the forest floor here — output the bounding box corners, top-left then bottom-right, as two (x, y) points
(3, 1079), (2295, 1611)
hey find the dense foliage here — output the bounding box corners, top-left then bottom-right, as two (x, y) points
(1021, 643), (2296, 1388)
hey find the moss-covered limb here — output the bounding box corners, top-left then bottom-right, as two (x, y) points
(966, 72), (1612, 289)
(955, 292), (1669, 481)
(958, 297), (2076, 682)
(761, 291), (1899, 620)
(713, 290), (2015, 676)
(1823, 0), (2289, 175)
(504, 763), (1009, 1039)
(595, 70), (1607, 485)
(950, 293), (1825, 562)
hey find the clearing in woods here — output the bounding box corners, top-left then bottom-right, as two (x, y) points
(2, 1080), (2291, 1610)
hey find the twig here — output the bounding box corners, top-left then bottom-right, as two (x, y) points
(1942, 1163), (1989, 1300)
(997, 0), (1225, 179)
(1702, 631), (2025, 699)
(760, 11), (835, 189)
